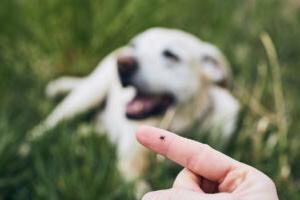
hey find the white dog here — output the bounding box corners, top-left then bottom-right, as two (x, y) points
(30, 27), (239, 196)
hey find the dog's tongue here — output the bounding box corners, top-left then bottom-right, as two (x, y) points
(126, 93), (173, 119)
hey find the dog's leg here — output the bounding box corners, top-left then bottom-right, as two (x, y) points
(45, 76), (83, 98)
(200, 87), (240, 147)
(118, 141), (150, 198)
(29, 53), (117, 140)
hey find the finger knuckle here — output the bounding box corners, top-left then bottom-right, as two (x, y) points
(186, 144), (212, 171)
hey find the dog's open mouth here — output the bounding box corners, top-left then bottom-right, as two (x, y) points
(126, 92), (174, 120)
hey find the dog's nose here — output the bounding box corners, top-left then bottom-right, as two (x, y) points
(117, 55), (138, 80)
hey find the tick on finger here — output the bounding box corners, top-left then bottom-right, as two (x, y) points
(159, 135), (165, 141)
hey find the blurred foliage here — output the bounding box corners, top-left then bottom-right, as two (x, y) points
(0, 0), (300, 199)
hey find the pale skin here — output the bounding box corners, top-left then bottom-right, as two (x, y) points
(136, 126), (279, 200)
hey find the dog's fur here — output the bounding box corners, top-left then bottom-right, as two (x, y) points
(31, 28), (240, 195)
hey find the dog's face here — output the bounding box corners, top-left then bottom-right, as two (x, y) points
(117, 28), (229, 120)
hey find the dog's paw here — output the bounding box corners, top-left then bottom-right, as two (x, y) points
(45, 80), (61, 98)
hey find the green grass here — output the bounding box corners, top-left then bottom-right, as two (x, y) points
(0, 0), (300, 199)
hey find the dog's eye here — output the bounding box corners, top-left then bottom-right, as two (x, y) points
(202, 55), (219, 66)
(162, 49), (180, 62)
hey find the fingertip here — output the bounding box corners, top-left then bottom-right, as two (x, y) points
(136, 126), (183, 158)
(135, 125), (154, 145)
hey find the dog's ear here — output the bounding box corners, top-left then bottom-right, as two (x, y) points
(199, 44), (230, 88)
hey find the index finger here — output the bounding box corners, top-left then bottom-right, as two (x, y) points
(136, 126), (240, 182)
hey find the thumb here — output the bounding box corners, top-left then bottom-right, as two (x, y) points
(172, 168), (203, 192)
(142, 189), (233, 200)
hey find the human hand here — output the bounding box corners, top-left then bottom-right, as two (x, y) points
(136, 126), (279, 200)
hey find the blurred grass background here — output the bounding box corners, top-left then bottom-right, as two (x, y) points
(0, 0), (300, 199)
